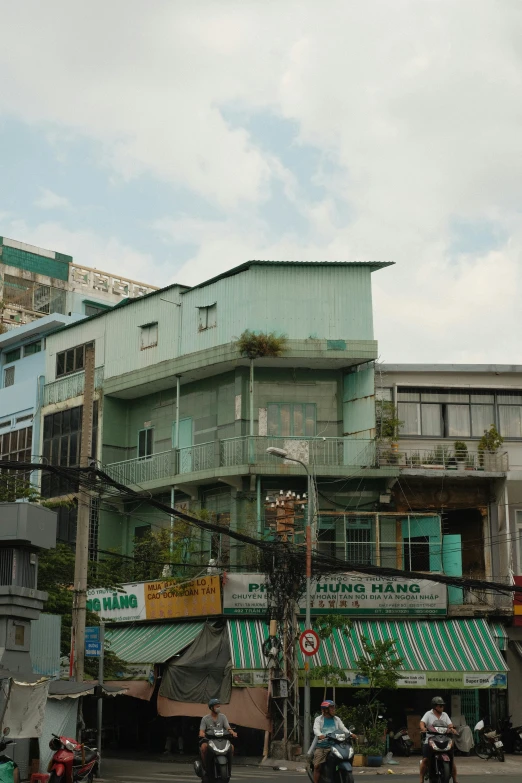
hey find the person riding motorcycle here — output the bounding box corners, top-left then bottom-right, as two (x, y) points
(311, 700), (353, 783)
(419, 697), (459, 783)
(199, 699), (237, 770)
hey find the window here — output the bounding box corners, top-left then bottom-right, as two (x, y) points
(198, 304), (217, 331)
(4, 367), (14, 388)
(140, 322), (158, 350)
(56, 342), (94, 378)
(267, 403), (317, 437)
(517, 510), (522, 574)
(0, 426), (33, 480)
(404, 535), (431, 571)
(397, 387), (499, 438)
(134, 524), (151, 540)
(498, 392), (522, 438)
(138, 427), (154, 458)
(42, 402), (98, 498)
(23, 341), (42, 356)
(84, 302), (111, 317)
(4, 348), (21, 364)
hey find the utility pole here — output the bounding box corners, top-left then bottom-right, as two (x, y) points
(72, 344), (95, 682)
(97, 621), (105, 776)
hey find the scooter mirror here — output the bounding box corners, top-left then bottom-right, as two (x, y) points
(349, 726), (356, 732)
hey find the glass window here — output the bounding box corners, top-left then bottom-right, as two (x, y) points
(398, 402), (420, 435)
(4, 367), (14, 388)
(447, 405), (471, 437)
(421, 404), (442, 436)
(470, 392), (495, 403)
(397, 390), (420, 402)
(497, 392), (522, 405)
(4, 348), (21, 364)
(23, 341), (41, 356)
(267, 403), (317, 437)
(471, 404), (495, 437)
(65, 350), (75, 374)
(375, 388), (392, 401)
(499, 406), (522, 438)
(138, 428), (154, 458)
(56, 342), (94, 378)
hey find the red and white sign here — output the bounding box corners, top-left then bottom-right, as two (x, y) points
(299, 628), (320, 656)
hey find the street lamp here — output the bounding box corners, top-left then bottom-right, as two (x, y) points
(266, 446), (314, 752)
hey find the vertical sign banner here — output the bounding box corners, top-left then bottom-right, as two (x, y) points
(514, 576), (522, 626)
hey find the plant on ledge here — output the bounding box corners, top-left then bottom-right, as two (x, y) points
(478, 424), (503, 454)
(376, 401), (403, 442)
(236, 330), (287, 359)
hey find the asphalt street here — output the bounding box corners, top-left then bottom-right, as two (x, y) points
(99, 758), (522, 783)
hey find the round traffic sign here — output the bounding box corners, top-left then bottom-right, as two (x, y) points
(299, 628), (320, 656)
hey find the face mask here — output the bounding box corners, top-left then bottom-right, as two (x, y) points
(213, 708), (220, 714)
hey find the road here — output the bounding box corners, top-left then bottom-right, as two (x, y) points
(99, 758), (522, 783)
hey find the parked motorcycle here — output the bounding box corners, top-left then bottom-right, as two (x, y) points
(194, 727), (233, 783)
(498, 715), (522, 754)
(0, 738), (19, 783)
(473, 719), (504, 762)
(424, 720), (454, 783)
(48, 733), (99, 782)
(306, 730), (355, 783)
(388, 726), (413, 757)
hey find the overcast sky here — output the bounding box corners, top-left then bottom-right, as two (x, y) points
(1, 1), (521, 363)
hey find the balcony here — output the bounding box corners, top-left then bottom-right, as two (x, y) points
(104, 436), (380, 488)
(378, 444), (508, 473)
(43, 366), (104, 405)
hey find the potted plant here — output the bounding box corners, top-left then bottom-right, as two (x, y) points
(376, 400), (403, 452)
(478, 424), (504, 470)
(454, 441), (468, 469)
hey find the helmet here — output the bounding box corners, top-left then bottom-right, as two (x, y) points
(321, 700), (335, 710)
(431, 697), (445, 707)
(208, 698), (221, 709)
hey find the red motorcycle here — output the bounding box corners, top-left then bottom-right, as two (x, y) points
(48, 734), (99, 783)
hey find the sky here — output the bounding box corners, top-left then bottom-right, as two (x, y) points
(1, 0), (521, 363)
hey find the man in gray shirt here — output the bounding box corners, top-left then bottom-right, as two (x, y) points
(199, 699), (237, 769)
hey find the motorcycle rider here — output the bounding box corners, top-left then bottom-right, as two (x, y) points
(312, 700), (353, 783)
(199, 698), (237, 770)
(419, 697), (459, 783)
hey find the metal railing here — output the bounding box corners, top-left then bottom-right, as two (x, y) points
(105, 450), (173, 485)
(43, 366), (104, 405)
(178, 441), (216, 474)
(377, 445), (508, 472)
(220, 435), (376, 468)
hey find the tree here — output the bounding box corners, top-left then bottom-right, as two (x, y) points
(313, 664), (348, 700)
(352, 638), (403, 755)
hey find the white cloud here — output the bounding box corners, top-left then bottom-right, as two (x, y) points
(1, 2), (522, 361)
(34, 188), (71, 210)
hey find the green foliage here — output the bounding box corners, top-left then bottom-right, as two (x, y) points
(236, 330), (287, 359)
(312, 664), (348, 698)
(313, 614), (353, 640)
(453, 441), (468, 461)
(478, 424), (503, 454)
(375, 401), (402, 441)
(0, 472), (40, 503)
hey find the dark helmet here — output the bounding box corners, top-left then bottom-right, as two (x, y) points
(208, 698), (221, 709)
(321, 700), (335, 710)
(431, 696), (445, 707)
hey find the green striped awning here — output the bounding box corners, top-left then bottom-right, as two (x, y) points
(227, 619), (507, 674)
(491, 623), (508, 651)
(105, 622), (204, 664)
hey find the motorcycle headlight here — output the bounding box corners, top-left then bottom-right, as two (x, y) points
(429, 740), (437, 749)
(332, 747), (343, 759)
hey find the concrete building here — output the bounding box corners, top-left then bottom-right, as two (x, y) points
(0, 235), (157, 331)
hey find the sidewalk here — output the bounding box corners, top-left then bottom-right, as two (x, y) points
(261, 754), (522, 775)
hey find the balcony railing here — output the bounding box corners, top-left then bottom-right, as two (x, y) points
(105, 450), (174, 485)
(43, 366), (104, 405)
(378, 445), (508, 472)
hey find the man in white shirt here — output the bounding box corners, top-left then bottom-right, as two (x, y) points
(419, 697), (459, 783)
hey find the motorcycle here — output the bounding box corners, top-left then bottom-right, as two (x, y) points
(194, 727), (233, 783)
(498, 715), (522, 754)
(424, 721), (454, 783)
(388, 726), (413, 757)
(473, 719), (504, 762)
(306, 730), (355, 783)
(0, 738), (19, 783)
(48, 733), (99, 782)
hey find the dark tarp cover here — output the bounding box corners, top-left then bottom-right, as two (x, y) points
(159, 623), (232, 704)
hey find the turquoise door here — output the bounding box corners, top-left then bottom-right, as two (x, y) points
(176, 417), (193, 473)
(402, 516), (442, 572)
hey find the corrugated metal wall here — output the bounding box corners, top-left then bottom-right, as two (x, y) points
(31, 614), (61, 678)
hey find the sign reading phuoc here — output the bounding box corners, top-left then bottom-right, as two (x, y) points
(223, 573), (447, 616)
(87, 576), (221, 623)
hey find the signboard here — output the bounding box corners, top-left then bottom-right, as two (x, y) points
(514, 576), (522, 626)
(299, 629), (320, 657)
(223, 573), (447, 616)
(85, 626), (101, 657)
(87, 576), (221, 623)
(300, 670), (506, 689)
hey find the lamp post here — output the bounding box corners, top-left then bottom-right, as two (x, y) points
(266, 446), (315, 753)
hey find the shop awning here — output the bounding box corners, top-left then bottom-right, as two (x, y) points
(227, 618), (507, 688)
(105, 622), (204, 664)
(491, 623), (508, 651)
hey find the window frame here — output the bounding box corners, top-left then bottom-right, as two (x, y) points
(198, 303), (217, 331)
(4, 366), (15, 388)
(56, 342), (94, 379)
(23, 340), (42, 357)
(139, 322), (158, 350)
(138, 427), (154, 459)
(267, 402), (317, 438)
(4, 348), (21, 364)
